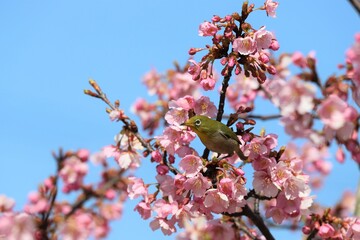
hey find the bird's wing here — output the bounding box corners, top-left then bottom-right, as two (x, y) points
(219, 128), (241, 144)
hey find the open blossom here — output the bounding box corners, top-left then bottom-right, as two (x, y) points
(24, 192), (49, 214)
(243, 133), (278, 160)
(194, 96), (217, 117)
(178, 218), (235, 240)
(198, 21), (218, 36)
(0, 195), (15, 212)
(150, 217), (177, 236)
(266, 77), (316, 116)
(317, 94), (358, 130)
(346, 219), (360, 239)
(233, 36), (256, 55)
(318, 223), (335, 238)
(204, 189), (229, 213)
(253, 170), (279, 198)
(179, 155), (203, 177)
(60, 212), (94, 240)
(134, 201), (151, 220)
(265, 0), (279, 18)
(0, 212), (35, 240)
(184, 174), (212, 197)
(254, 27), (274, 51)
(346, 33), (360, 85)
(156, 125), (196, 156)
(153, 199), (178, 218)
(127, 177), (148, 200)
(59, 156), (88, 192)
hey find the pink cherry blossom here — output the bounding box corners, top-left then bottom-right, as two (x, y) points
(253, 170), (279, 198)
(254, 27), (274, 50)
(127, 177), (148, 200)
(24, 192), (49, 214)
(346, 33), (360, 85)
(134, 201), (151, 220)
(59, 156), (88, 193)
(346, 219), (360, 239)
(292, 51), (307, 68)
(90, 151), (107, 165)
(283, 175), (310, 200)
(168, 95), (195, 110)
(194, 96), (217, 118)
(317, 94), (358, 130)
(188, 59), (201, 79)
(318, 223), (335, 238)
(179, 155), (203, 177)
(109, 109), (125, 121)
(100, 202), (123, 220)
(165, 107), (188, 125)
(153, 199), (178, 218)
(150, 217), (177, 235)
(156, 125), (196, 156)
(265, 77), (316, 116)
(265, 0), (279, 18)
(200, 77), (216, 91)
(243, 134), (278, 160)
(183, 174), (212, 198)
(0, 195), (15, 212)
(156, 174), (177, 197)
(204, 189), (229, 213)
(115, 150), (142, 169)
(60, 212), (93, 240)
(233, 36), (257, 55)
(198, 21), (218, 36)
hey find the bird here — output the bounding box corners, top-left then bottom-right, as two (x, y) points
(183, 115), (246, 160)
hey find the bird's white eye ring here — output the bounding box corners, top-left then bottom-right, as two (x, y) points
(195, 119), (201, 126)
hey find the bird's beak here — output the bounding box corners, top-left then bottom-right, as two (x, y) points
(181, 120), (191, 129)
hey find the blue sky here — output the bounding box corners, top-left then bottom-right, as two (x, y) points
(0, 0), (359, 239)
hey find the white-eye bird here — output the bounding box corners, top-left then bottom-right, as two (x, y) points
(183, 115), (246, 160)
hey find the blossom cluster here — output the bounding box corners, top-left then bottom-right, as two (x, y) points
(0, 149), (128, 239)
(189, 1), (279, 86)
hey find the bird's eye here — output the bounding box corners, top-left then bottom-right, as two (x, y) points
(195, 119), (201, 126)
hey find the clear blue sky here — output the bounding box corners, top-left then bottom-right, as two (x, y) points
(0, 1), (359, 239)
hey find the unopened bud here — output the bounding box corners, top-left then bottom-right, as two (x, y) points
(89, 79), (102, 94)
(267, 65), (277, 75)
(212, 15), (221, 22)
(269, 40), (280, 51)
(84, 89), (99, 98)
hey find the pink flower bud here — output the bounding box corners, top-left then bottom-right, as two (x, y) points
(156, 164), (169, 175)
(269, 39), (280, 50)
(267, 65), (277, 75)
(212, 15), (221, 22)
(302, 226), (311, 235)
(259, 52), (270, 63)
(151, 150), (162, 163)
(336, 147), (345, 163)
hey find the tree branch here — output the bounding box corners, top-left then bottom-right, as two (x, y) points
(348, 0), (360, 15)
(202, 66), (235, 159)
(242, 205), (276, 240)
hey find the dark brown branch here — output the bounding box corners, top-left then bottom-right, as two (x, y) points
(202, 66), (235, 159)
(348, 0), (360, 15)
(247, 114), (282, 121)
(225, 205), (275, 240)
(242, 205), (276, 240)
(65, 171), (124, 219)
